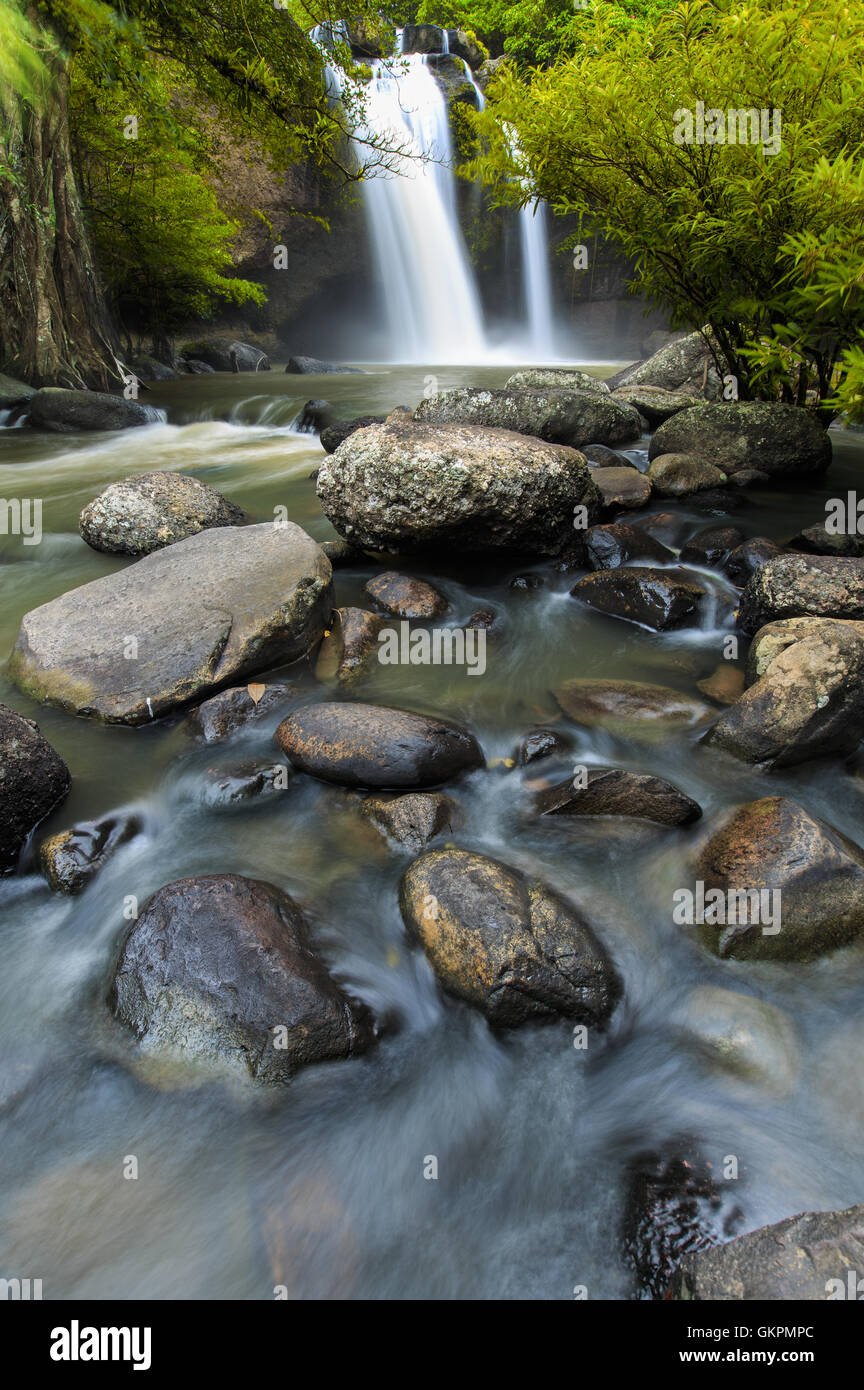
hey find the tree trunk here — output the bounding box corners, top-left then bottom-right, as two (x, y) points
(0, 37), (120, 390)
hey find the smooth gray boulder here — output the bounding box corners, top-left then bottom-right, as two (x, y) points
(25, 387), (161, 432)
(285, 356), (362, 374)
(182, 338), (269, 372)
(111, 874), (375, 1084)
(414, 386), (642, 448)
(738, 554), (864, 631)
(79, 472), (245, 555)
(505, 369), (609, 395)
(8, 524), (331, 725)
(316, 418), (601, 555)
(649, 402), (832, 477)
(611, 329), (724, 396)
(0, 704), (70, 873)
(670, 1203), (864, 1300)
(0, 372), (36, 408)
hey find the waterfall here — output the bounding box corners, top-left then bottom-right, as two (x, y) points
(312, 24), (558, 363)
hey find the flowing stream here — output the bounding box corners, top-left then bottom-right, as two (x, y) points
(2, 366), (864, 1299)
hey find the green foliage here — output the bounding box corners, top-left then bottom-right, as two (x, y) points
(70, 59), (265, 345)
(0, 3), (45, 99)
(466, 0), (864, 415)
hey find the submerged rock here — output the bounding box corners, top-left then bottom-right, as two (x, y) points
(314, 608), (386, 687)
(275, 702), (483, 788)
(572, 566), (707, 630)
(506, 369), (609, 395)
(671, 986), (800, 1096)
(183, 682), (299, 743)
(79, 472), (245, 555)
(738, 554), (864, 631)
(414, 386), (642, 448)
(39, 813), (142, 894)
(669, 1203), (864, 1300)
(555, 678), (711, 742)
(110, 874), (375, 1084)
(696, 664), (746, 705)
(649, 401), (832, 478)
(365, 572), (448, 619)
(514, 727), (572, 766)
(0, 704), (70, 874)
(399, 849), (621, 1027)
(316, 418), (601, 555)
(9, 524), (331, 724)
(707, 618), (864, 767)
(197, 761), (291, 808)
(25, 387), (159, 433)
(535, 768), (701, 827)
(361, 792), (458, 852)
(691, 796), (864, 961)
(581, 522), (673, 570)
(647, 453), (728, 497)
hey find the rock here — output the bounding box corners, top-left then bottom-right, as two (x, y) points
(789, 523), (864, 557)
(707, 618), (864, 767)
(728, 468), (771, 488)
(467, 608), (497, 630)
(38, 813), (142, 894)
(536, 768), (701, 827)
(647, 453), (728, 497)
(679, 527), (744, 567)
(672, 986), (800, 1096)
(295, 399), (333, 433)
(197, 761), (290, 808)
(399, 849), (621, 1027)
(723, 537), (784, 587)
(582, 444), (632, 468)
(612, 329), (724, 396)
(414, 386), (642, 448)
(0, 704), (70, 873)
(697, 664), (746, 705)
(78, 472), (245, 556)
(446, 27), (487, 68)
(514, 728), (571, 766)
(275, 702), (483, 788)
(632, 513), (692, 548)
(183, 682), (299, 743)
(365, 572), (448, 619)
(738, 554), (864, 632)
(361, 792), (457, 851)
(692, 796), (864, 960)
(320, 538), (364, 567)
(611, 386), (702, 425)
(110, 874), (375, 1083)
(649, 402), (832, 478)
(285, 356), (362, 375)
(316, 418), (601, 555)
(591, 467), (652, 511)
(314, 608), (387, 686)
(745, 615), (864, 683)
(669, 1203), (864, 1301)
(555, 679), (711, 742)
(624, 1143), (745, 1299)
(320, 415), (386, 453)
(572, 566), (706, 631)
(401, 22), (447, 54)
(510, 573), (544, 591)
(582, 522), (674, 570)
(9, 524), (331, 725)
(181, 338), (269, 372)
(0, 372), (36, 407)
(183, 359), (215, 375)
(129, 355), (179, 382)
(505, 369), (609, 395)
(25, 387), (161, 433)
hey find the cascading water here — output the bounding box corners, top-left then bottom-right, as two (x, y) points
(518, 199), (557, 356)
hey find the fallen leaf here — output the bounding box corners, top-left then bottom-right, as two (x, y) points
(247, 683), (266, 706)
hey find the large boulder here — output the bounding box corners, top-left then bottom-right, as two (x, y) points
(649, 402), (832, 478)
(612, 329), (724, 396)
(316, 418), (601, 555)
(706, 618), (864, 767)
(611, 386), (701, 426)
(285, 356), (362, 375)
(446, 27), (487, 69)
(723, 537), (784, 587)
(79, 472), (245, 556)
(320, 414), (386, 453)
(0, 372), (36, 408)
(414, 386), (642, 448)
(25, 387), (162, 433)
(691, 796), (864, 961)
(401, 23), (447, 54)
(738, 554), (864, 631)
(555, 678), (711, 742)
(0, 704), (70, 873)
(110, 874), (375, 1084)
(181, 338), (269, 372)
(399, 849), (621, 1027)
(505, 369), (609, 395)
(572, 567), (707, 631)
(275, 702), (483, 788)
(8, 523), (331, 725)
(647, 453), (728, 497)
(670, 1203), (864, 1300)
(580, 523), (673, 570)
